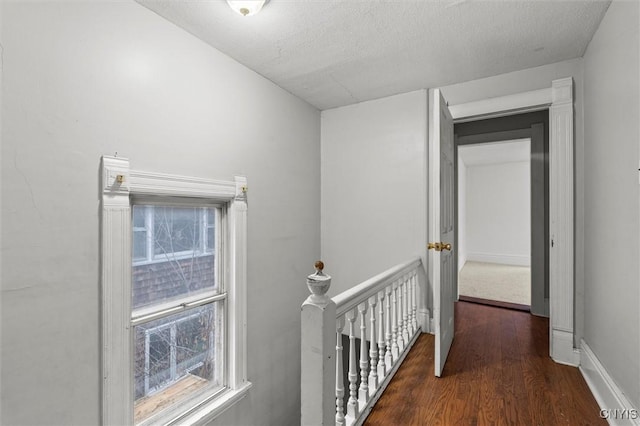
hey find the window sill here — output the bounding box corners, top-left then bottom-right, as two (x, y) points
(135, 374), (211, 423)
(167, 382), (253, 426)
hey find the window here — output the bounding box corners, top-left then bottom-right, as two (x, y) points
(136, 308), (217, 398)
(132, 204), (224, 423)
(131, 205), (220, 312)
(101, 157), (250, 426)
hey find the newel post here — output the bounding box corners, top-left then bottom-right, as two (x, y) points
(301, 261), (337, 426)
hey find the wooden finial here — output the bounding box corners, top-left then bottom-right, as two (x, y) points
(307, 260), (331, 301)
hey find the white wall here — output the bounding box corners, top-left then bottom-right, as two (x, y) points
(465, 161), (531, 266)
(0, 2), (320, 425)
(457, 156), (467, 271)
(440, 57), (586, 344)
(583, 0), (640, 408)
(321, 91), (427, 296)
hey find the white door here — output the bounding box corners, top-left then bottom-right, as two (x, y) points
(429, 89), (455, 377)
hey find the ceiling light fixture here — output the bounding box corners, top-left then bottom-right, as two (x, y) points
(226, 0), (267, 17)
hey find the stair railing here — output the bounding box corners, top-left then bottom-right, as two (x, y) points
(301, 258), (425, 426)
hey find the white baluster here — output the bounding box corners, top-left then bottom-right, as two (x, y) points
(335, 317), (345, 426)
(399, 282), (406, 349)
(391, 284), (399, 361)
(385, 286), (393, 368)
(407, 273), (416, 337)
(358, 303), (369, 405)
(411, 272), (418, 334)
(346, 309), (359, 421)
(395, 282), (405, 353)
(377, 291), (386, 379)
(368, 297), (379, 391)
(402, 276), (410, 344)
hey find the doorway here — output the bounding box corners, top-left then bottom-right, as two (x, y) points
(453, 111), (549, 317)
(429, 78), (577, 366)
(457, 139), (532, 311)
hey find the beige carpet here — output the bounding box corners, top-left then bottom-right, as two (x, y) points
(458, 261), (531, 306)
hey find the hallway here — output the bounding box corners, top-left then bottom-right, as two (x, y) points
(364, 302), (605, 425)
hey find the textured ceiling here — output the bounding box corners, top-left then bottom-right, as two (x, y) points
(138, 0), (610, 110)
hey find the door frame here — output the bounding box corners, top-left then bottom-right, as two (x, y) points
(439, 77), (577, 366)
(455, 121), (548, 317)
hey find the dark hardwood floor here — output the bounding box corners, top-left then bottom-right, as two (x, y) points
(364, 301), (605, 426)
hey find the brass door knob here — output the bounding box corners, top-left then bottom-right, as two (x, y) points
(428, 242), (451, 251)
(428, 242), (442, 251)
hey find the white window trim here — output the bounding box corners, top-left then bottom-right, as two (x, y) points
(100, 156), (250, 426)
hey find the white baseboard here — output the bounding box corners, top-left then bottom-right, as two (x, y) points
(466, 252), (530, 266)
(458, 254), (467, 273)
(580, 340), (640, 425)
(418, 308), (431, 334)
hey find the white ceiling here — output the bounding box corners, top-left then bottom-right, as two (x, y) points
(459, 139), (530, 166)
(138, 0), (610, 111)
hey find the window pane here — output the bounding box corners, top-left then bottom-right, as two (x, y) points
(133, 231), (147, 261)
(206, 227), (214, 252)
(132, 205), (219, 310)
(153, 207), (201, 257)
(205, 208), (216, 253)
(134, 303), (224, 424)
(133, 206), (146, 227)
(147, 328), (171, 391)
